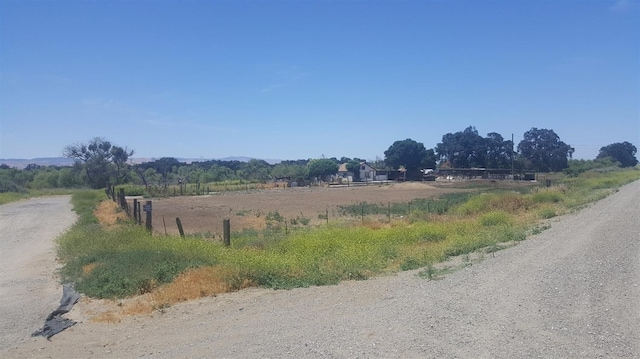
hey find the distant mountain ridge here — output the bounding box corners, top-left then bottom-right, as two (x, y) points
(0, 156), (282, 169)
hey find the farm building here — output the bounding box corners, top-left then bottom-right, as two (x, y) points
(336, 162), (388, 182)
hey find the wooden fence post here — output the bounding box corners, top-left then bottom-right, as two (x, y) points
(117, 188), (125, 209)
(133, 199), (138, 222)
(145, 200), (152, 232)
(176, 217), (185, 238)
(223, 219), (231, 246)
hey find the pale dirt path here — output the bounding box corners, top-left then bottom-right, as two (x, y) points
(0, 196), (76, 351)
(2, 182), (639, 358)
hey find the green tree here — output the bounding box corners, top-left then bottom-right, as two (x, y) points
(435, 126), (487, 168)
(272, 163), (309, 182)
(29, 168), (60, 189)
(307, 158), (339, 181)
(517, 128), (573, 172)
(345, 160), (362, 181)
(384, 139), (430, 178)
(421, 149), (437, 169)
(485, 132), (513, 169)
(596, 141), (638, 167)
(63, 137), (134, 188)
(564, 158), (620, 177)
(239, 159), (272, 182)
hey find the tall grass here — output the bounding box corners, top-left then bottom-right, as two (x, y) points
(57, 168), (640, 300)
(338, 192), (474, 217)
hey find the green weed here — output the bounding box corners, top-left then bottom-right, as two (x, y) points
(57, 169), (640, 301)
(479, 211), (512, 226)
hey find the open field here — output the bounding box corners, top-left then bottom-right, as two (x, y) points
(2, 179), (638, 358)
(147, 180), (535, 236)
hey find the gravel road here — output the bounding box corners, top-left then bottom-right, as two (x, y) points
(2, 181), (639, 358)
(0, 196), (76, 351)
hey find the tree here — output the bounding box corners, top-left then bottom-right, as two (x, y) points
(485, 132), (513, 169)
(238, 159), (272, 182)
(517, 128), (573, 172)
(421, 149), (437, 169)
(307, 158), (339, 181)
(345, 160), (362, 181)
(384, 139), (430, 179)
(564, 158), (621, 177)
(272, 163), (309, 182)
(63, 137), (134, 188)
(596, 141), (638, 167)
(435, 126), (487, 168)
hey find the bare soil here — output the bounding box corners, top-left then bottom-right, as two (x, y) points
(148, 181), (524, 237)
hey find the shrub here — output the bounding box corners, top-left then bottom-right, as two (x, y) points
(529, 189), (563, 204)
(455, 192), (530, 215)
(479, 211), (512, 226)
(538, 207), (557, 219)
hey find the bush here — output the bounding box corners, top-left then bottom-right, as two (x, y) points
(479, 211), (512, 226)
(455, 192), (531, 215)
(529, 189), (564, 204)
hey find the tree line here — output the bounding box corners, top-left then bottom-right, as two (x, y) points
(1, 129), (637, 192)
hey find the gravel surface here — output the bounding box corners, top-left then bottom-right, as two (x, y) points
(0, 196), (76, 351)
(1, 181), (639, 358)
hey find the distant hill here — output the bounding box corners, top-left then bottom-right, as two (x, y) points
(0, 157), (75, 169)
(1, 156), (282, 169)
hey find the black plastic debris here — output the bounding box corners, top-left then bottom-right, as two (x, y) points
(32, 284), (81, 340)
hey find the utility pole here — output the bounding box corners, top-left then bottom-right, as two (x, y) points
(511, 133), (515, 180)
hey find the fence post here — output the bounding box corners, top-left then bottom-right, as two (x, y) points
(133, 199), (138, 222)
(388, 202), (391, 222)
(176, 217), (185, 238)
(145, 200), (152, 232)
(119, 188), (126, 209)
(138, 205), (142, 225)
(223, 219), (231, 246)
(546, 179), (552, 187)
(326, 208), (329, 225)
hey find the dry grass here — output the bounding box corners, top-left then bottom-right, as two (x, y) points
(94, 200), (128, 228)
(82, 262), (98, 275)
(89, 266), (254, 321)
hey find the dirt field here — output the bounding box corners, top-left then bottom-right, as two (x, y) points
(148, 181), (528, 237)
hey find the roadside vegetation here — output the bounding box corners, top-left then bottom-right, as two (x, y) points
(56, 167), (640, 310)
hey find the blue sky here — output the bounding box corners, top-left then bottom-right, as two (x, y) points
(1, 0), (638, 161)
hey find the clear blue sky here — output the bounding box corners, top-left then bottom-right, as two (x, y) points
(1, 0), (638, 161)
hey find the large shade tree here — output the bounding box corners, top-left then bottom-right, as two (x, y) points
(596, 141), (638, 167)
(307, 158), (339, 181)
(436, 126), (488, 168)
(517, 128), (573, 172)
(384, 139), (432, 179)
(485, 132), (514, 169)
(64, 137), (133, 188)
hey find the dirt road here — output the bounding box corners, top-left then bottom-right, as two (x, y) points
(2, 181), (639, 358)
(0, 196), (76, 351)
